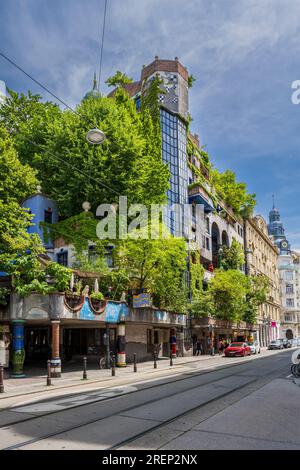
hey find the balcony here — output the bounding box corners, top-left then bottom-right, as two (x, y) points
(188, 183), (214, 213)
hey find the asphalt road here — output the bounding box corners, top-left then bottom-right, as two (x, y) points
(0, 349), (298, 450)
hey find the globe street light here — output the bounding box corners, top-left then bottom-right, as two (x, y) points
(86, 128), (106, 145)
(218, 246), (224, 269)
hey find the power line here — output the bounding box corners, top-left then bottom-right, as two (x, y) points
(0, 51), (80, 114)
(98, 0), (108, 92)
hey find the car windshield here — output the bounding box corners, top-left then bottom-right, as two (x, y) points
(270, 341), (278, 344)
(230, 343), (243, 347)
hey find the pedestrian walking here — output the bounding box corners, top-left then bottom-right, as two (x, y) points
(218, 339), (224, 355)
(196, 340), (202, 356)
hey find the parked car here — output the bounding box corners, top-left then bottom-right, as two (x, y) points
(224, 342), (251, 357)
(282, 338), (292, 348)
(246, 340), (261, 354)
(268, 339), (284, 350)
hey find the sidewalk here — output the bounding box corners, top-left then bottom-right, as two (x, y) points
(0, 347), (290, 408)
(2, 353), (216, 396)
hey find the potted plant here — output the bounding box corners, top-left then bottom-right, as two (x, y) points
(89, 291), (107, 314)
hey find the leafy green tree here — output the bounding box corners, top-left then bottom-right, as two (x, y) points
(208, 269), (248, 322)
(0, 125), (42, 255)
(211, 169), (256, 217)
(188, 74), (196, 88)
(105, 71), (133, 88)
(189, 290), (215, 318)
(243, 275), (269, 324)
(222, 239), (245, 270)
(0, 88), (169, 217)
(115, 232), (188, 312)
(189, 250), (205, 300)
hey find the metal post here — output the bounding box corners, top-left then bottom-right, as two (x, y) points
(133, 353), (137, 373)
(83, 356), (87, 380)
(111, 354), (116, 376)
(46, 360), (52, 386)
(0, 366), (4, 393)
(154, 352), (157, 369)
(105, 323), (110, 369)
(170, 352), (173, 366)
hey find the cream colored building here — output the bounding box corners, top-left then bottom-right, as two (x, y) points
(244, 215), (281, 346)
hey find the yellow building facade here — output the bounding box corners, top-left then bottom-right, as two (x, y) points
(244, 216), (281, 346)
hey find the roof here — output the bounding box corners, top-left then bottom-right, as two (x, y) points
(141, 58), (189, 82)
(107, 81), (142, 98)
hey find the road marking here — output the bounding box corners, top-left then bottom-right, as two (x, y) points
(13, 385), (138, 413)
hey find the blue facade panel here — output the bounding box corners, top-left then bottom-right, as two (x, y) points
(21, 194), (58, 248)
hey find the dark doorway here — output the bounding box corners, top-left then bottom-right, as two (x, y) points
(222, 230), (229, 247)
(286, 329), (294, 340)
(25, 327), (51, 361)
(62, 328), (116, 360)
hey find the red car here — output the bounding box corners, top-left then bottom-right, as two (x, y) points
(224, 342), (251, 357)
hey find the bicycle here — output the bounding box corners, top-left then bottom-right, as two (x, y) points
(291, 363), (300, 377)
(99, 350), (115, 369)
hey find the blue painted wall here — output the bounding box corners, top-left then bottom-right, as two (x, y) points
(21, 194), (58, 248)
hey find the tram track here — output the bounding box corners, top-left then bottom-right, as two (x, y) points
(0, 359), (254, 428)
(1, 354), (289, 450)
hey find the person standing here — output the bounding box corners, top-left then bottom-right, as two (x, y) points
(196, 340), (202, 356)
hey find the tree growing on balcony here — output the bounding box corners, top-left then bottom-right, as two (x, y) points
(221, 239), (245, 270)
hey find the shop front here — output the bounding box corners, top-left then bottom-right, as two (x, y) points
(192, 317), (257, 354)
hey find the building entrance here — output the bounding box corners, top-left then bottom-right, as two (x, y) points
(25, 327), (51, 361)
(62, 328), (116, 361)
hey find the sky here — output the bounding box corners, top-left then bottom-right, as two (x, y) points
(0, 0), (300, 248)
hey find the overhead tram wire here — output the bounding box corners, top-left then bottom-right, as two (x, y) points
(97, 0), (108, 93)
(0, 51), (80, 115)
(0, 51), (102, 132)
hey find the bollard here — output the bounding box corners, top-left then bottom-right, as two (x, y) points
(170, 352), (173, 366)
(111, 355), (116, 376)
(0, 365), (4, 393)
(83, 356), (87, 380)
(46, 360), (52, 386)
(133, 353), (137, 373)
(154, 352), (157, 369)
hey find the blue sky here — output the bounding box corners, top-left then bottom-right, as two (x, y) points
(1, 0), (300, 247)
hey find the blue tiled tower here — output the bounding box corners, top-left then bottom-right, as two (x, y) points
(267, 196), (290, 254)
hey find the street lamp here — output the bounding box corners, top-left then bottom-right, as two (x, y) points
(86, 128), (106, 145)
(218, 246), (224, 269)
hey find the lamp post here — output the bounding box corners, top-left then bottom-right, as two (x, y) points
(218, 246), (224, 269)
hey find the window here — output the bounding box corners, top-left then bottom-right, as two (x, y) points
(286, 298), (294, 308)
(57, 250), (68, 267)
(192, 204), (196, 218)
(206, 238), (210, 250)
(285, 271), (293, 281)
(285, 315), (293, 322)
(286, 284), (294, 294)
(44, 209), (52, 224)
(206, 218), (210, 234)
